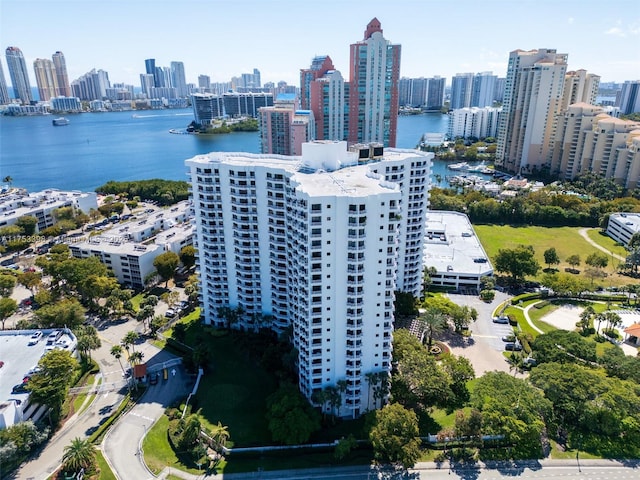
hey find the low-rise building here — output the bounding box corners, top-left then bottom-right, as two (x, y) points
(606, 212), (640, 247)
(69, 202), (194, 289)
(0, 188), (97, 232)
(423, 211), (493, 293)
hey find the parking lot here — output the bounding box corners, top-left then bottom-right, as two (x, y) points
(445, 292), (522, 376)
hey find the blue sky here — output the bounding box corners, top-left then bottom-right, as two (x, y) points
(1, 0), (638, 87)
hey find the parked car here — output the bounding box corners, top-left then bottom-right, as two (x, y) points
(11, 383), (28, 394)
(492, 316), (510, 324)
(165, 309), (176, 318)
(149, 372), (159, 385)
(28, 331), (43, 345)
(505, 342), (523, 351)
(501, 334), (516, 342)
(46, 330), (62, 345)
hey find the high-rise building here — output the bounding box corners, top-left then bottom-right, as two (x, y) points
(0, 62), (9, 105)
(198, 75), (211, 90)
(191, 93), (224, 125)
(310, 69), (349, 141)
(448, 107), (502, 140)
(5, 46), (33, 104)
(470, 72), (497, 108)
(493, 77), (506, 104)
(259, 94), (297, 155)
(52, 51), (71, 97)
(348, 18), (401, 147)
(450, 73), (474, 109)
(140, 74), (155, 97)
(398, 77), (428, 107)
(560, 69), (600, 111)
(551, 103), (640, 185)
(171, 61), (188, 97)
(33, 58), (58, 102)
(496, 48), (568, 174)
(425, 76), (446, 111)
(145, 58), (157, 87)
(300, 55), (335, 110)
(71, 69), (110, 101)
(617, 80), (640, 115)
(223, 92), (273, 118)
(291, 110), (316, 155)
(186, 140), (431, 416)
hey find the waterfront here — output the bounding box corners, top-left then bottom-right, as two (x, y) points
(0, 110), (484, 192)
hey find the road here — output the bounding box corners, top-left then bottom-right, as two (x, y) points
(11, 314), (180, 480)
(149, 460), (638, 480)
(103, 364), (192, 480)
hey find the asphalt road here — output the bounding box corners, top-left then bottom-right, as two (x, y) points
(103, 365), (192, 480)
(11, 313), (180, 480)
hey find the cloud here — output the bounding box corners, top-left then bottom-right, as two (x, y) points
(568, 17), (574, 25)
(604, 27), (625, 37)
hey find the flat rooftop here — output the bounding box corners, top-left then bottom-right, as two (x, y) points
(423, 211), (493, 276)
(0, 330), (75, 402)
(610, 213), (640, 232)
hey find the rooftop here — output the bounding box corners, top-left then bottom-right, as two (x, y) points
(423, 211), (493, 276)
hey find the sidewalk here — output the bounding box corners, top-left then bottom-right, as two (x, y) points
(150, 458), (640, 480)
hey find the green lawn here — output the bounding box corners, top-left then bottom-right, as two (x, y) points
(95, 449), (117, 480)
(526, 303), (560, 334)
(143, 415), (203, 475)
(192, 332), (277, 447)
(584, 228), (628, 257)
(474, 225), (637, 288)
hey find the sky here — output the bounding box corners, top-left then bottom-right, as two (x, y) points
(1, 0), (639, 89)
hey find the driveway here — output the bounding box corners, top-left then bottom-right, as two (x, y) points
(444, 292), (520, 376)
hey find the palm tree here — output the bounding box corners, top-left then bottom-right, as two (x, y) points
(578, 306), (595, 335)
(129, 350), (144, 367)
(336, 379), (348, 417)
(210, 421), (230, 451)
(122, 330), (139, 354)
(364, 372), (377, 412)
(417, 307), (447, 348)
(62, 437), (96, 474)
(110, 345), (126, 377)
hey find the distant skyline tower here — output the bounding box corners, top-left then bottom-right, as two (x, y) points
(348, 18), (401, 147)
(0, 61), (10, 105)
(310, 69), (349, 141)
(5, 46), (33, 104)
(560, 69), (600, 111)
(496, 48), (568, 174)
(144, 58), (156, 86)
(33, 58), (58, 101)
(470, 71), (497, 108)
(450, 73), (474, 109)
(425, 76), (445, 111)
(52, 51), (71, 96)
(300, 55), (335, 110)
(171, 61), (187, 97)
(616, 80), (640, 115)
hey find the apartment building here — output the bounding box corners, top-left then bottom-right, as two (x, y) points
(186, 140), (432, 416)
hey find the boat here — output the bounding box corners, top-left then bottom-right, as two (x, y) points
(52, 117), (70, 126)
(447, 162), (469, 171)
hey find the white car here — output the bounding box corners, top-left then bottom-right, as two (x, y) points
(28, 331), (43, 345)
(165, 309), (176, 318)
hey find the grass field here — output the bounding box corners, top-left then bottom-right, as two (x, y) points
(474, 225), (638, 289)
(95, 449), (117, 480)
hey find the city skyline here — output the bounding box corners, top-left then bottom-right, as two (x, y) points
(1, 0), (638, 90)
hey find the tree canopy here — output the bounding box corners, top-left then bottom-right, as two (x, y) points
(369, 402), (422, 468)
(494, 245), (540, 285)
(265, 383), (320, 445)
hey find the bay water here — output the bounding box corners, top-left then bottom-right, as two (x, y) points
(0, 110), (470, 192)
